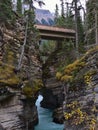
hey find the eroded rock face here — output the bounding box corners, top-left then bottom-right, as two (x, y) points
(41, 48), (76, 124)
(0, 88), (24, 130)
(0, 87), (38, 130)
(41, 88), (58, 109)
(0, 18), (42, 130)
(21, 98), (38, 130)
(62, 47), (98, 130)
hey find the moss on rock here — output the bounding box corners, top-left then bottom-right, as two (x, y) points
(22, 79), (43, 98)
(0, 49), (20, 86)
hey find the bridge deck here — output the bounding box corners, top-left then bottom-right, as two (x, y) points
(35, 24), (75, 40)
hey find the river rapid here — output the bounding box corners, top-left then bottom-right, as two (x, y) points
(35, 95), (64, 130)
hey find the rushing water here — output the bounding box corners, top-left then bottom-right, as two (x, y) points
(35, 95), (64, 130)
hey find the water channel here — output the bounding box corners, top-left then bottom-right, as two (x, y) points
(35, 95), (64, 130)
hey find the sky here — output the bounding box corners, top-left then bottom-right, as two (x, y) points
(34, 0), (87, 13)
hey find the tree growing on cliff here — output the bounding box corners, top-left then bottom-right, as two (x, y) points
(54, 4), (59, 25)
(17, 0), (22, 15)
(65, 10), (75, 29)
(85, 0), (98, 45)
(17, 0), (44, 71)
(0, 0), (15, 25)
(55, 0), (75, 28)
(54, 0), (66, 27)
(77, 10), (84, 52)
(60, 0), (65, 18)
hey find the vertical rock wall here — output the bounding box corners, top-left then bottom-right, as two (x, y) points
(61, 47), (98, 130)
(41, 47), (76, 124)
(0, 18), (42, 129)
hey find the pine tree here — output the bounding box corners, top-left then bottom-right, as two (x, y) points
(17, 0), (44, 70)
(0, 0), (15, 24)
(60, 0), (66, 27)
(60, 0), (65, 18)
(55, 1), (74, 28)
(65, 10), (75, 29)
(85, 0), (98, 45)
(54, 4), (59, 25)
(17, 0), (22, 15)
(54, 0), (66, 27)
(77, 10), (84, 52)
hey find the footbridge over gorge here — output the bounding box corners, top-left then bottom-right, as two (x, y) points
(35, 24), (75, 41)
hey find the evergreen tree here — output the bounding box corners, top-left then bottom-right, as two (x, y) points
(59, 0), (66, 27)
(0, 0), (15, 24)
(85, 0), (98, 45)
(65, 10), (75, 29)
(55, 0), (74, 28)
(54, 4), (59, 25)
(60, 0), (65, 18)
(18, 0), (44, 70)
(77, 10), (84, 52)
(54, 3), (66, 27)
(17, 0), (22, 15)
(54, 0), (66, 27)
(56, 16), (66, 27)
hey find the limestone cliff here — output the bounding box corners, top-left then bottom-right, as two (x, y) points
(0, 17), (42, 130)
(57, 46), (98, 130)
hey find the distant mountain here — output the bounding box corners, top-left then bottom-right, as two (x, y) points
(35, 9), (55, 26)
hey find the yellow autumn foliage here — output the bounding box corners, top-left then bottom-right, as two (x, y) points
(65, 101), (88, 126)
(22, 85), (34, 98)
(56, 45), (98, 83)
(85, 45), (98, 55)
(64, 59), (85, 75)
(89, 118), (96, 130)
(33, 79), (43, 92)
(22, 79), (43, 98)
(64, 107), (87, 125)
(61, 75), (73, 82)
(56, 58), (85, 82)
(56, 72), (62, 80)
(0, 50), (20, 86)
(84, 70), (97, 85)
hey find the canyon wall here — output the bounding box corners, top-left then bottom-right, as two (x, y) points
(0, 18), (42, 130)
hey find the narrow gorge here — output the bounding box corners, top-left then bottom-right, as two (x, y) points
(0, 0), (98, 130)
(1, 20), (98, 130)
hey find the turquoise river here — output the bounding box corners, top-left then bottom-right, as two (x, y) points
(35, 95), (64, 130)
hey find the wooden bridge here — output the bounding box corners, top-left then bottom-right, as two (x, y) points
(35, 24), (75, 41)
